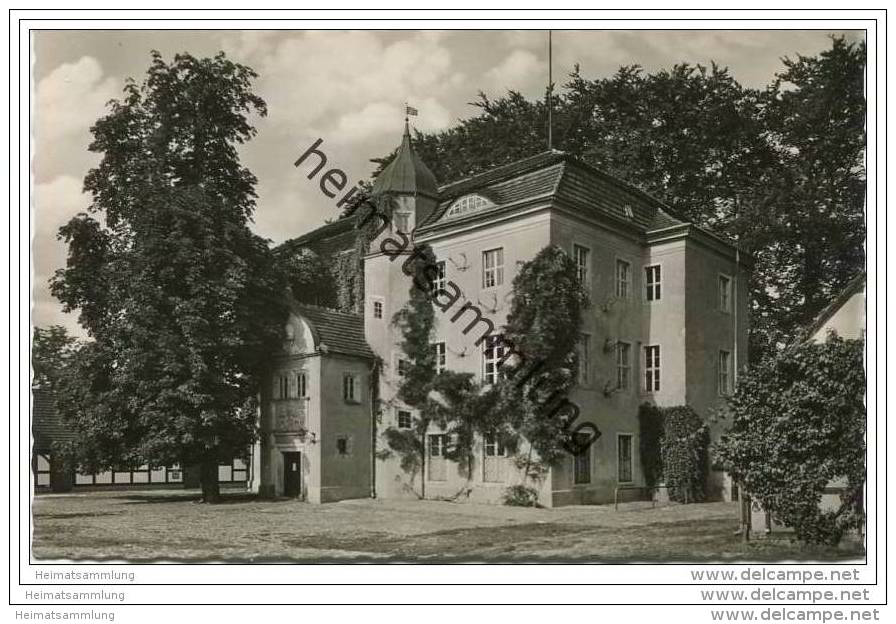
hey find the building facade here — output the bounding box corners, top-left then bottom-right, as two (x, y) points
(250, 304), (375, 503)
(32, 388), (249, 493)
(277, 124), (750, 506)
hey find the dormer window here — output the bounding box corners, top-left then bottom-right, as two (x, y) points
(444, 194), (494, 220)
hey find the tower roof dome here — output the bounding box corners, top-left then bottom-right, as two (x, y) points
(371, 121), (439, 198)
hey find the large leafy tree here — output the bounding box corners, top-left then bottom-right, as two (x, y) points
(714, 335), (865, 545)
(50, 51), (287, 502)
(749, 37), (866, 356)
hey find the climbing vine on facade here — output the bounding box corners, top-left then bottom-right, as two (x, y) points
(637, 404), (710, 504)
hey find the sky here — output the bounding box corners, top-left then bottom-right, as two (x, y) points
(31, 28), (864, 335)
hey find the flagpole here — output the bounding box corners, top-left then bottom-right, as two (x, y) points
(547, 30), (553, 151)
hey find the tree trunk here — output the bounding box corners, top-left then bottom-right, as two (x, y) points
(419, 432), (426, 500)
(199, 458), (220, 503)
(523, 444), (534, 486)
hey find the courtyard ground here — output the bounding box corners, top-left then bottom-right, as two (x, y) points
(32, 489), (865, 562)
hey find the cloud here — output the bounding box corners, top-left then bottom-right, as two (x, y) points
(332, 98), (452, 144)
(35, 56), (118, 144)
(31, 175), (91, 334)
(228, 31), (458, 138)
(487, 49), (546, 93)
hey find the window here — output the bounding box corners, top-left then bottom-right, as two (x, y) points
(483, 433), (506, 457)
(644, 345), (661, 392)
(35, 454), (51, 487)
(573, 244), (590, 289)
(397, 410), (412, 429)
(275, 374), (290, 400)
(578, 333), (591, 386)
(617, 434), (633, 483)
(645, 265), (662, 301)
(483, 335), (506, 385)
(573, 435), (591, 484)
(616, 341), (631, 390)
(373, 299), (383, 319)
(429, 434), (448, 457)
(719, 350), (732, 396)
(444, 194), (493, 220)
(434, 342), (446, 374)
(616, 259), (631, 298)
(427, 434), (449, 481)
(296, 372), (307, 398)
(483, 433), (507, 483)
(343, 373), (359, 403)
(397, 358), (410, 378)
(719, 274), (732, 313)
(482, 248), (504, 289)
(232, 458), (249, 482)
(431, 261), (446, 293)
(336, 435), (352, 456)
(393, 211), (411, 234)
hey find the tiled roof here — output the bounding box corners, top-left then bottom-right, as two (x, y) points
(279, 150), (688, 253)
(278, 218), (358, 259)
(293, 303), (375, 360)
(32, 388), (76, 453)
(371, 122), (439, 198)
(421, 151), (686, 233)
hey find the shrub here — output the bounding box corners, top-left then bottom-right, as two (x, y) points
(661, 406), (710, 503)
(715, 335), (865, 545)
(502, 484), (539, 507)
(638, 404), (710, 503)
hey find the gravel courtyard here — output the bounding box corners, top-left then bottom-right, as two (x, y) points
(32, 489), (864, 562)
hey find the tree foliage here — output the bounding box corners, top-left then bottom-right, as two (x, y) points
(497, 245), (590, 470)
(280, 248), (337, 308)
(375, 240), (588, 499)
(377, 37), (865, 360)
(49, 51), (287, 502)
(31, 325), (78, 390)
(380, 245), (439, 496)
(748, 37), (867, 356)
(715, 335), (865, 544)
(638, 404), (710, 503)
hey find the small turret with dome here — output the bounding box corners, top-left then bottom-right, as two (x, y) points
(371, 119), (439, 234)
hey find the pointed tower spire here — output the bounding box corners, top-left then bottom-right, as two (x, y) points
(371, 116), (438, 198)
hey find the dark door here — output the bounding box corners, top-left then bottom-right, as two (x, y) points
(283, 452), (302, 498)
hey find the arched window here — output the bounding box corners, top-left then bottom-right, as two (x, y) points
(443, 194), (494, 220)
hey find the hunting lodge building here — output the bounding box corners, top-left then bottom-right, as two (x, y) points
(250, 122), (749, 507)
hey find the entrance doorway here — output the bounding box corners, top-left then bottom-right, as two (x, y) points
(282, 451), (302, 498)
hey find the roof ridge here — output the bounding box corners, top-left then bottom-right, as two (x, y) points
(798, 270), (866, 344)
(293, 302), (363, 318)
(438, 151), (564, 197)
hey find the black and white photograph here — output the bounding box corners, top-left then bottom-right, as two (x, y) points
(8, 7), (886, 621)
